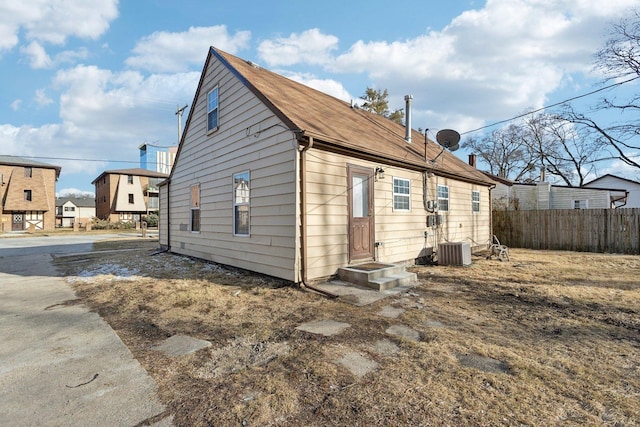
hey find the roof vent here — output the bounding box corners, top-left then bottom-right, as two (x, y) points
(246, 60), (260, 69)
(404, 95), (413, 143)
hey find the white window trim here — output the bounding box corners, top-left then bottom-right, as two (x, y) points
(392, 177), (411, 212)
(233, 171), (250, 236)
(472, 190), (480, 213)
(207, 86), (219, 133)
(437, 185), (449, 212)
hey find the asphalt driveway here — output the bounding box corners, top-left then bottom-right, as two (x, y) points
(0, 233), (170, 426)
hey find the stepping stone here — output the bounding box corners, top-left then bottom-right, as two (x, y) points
(425, 320), (446, 328)
(295, 320), (351, 337)
(378, 306), (405, 318)
(386, 324), (420, 342)
(456, 353), (509, 374)
(371, 339), (399, 356)
(152, 335), (212, 357)
(337, 351), (378, 378)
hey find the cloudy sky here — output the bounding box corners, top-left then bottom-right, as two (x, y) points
(1, 0), (639, 195)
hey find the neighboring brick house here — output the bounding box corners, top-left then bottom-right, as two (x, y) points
(92, 168), (167, 223)
(0, 155), (61, 232)
(55, 197), (96, 227)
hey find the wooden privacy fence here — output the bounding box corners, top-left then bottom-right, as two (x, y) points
(493, 208), (640, 254)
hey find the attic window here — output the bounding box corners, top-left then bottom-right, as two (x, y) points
(25, 167), (32, 178)
(207, 86), (219, 132)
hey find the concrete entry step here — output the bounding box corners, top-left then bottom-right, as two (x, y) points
(338, 263), (417, 291)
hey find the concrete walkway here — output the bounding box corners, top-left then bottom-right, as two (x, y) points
(0, 253), (171, 427)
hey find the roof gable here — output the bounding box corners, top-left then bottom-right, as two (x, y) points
(584, 174), (640, 188)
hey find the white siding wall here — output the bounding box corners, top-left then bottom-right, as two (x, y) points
(495, 183), (612, 210)
(549, 187), (610, 209)
(305, 150), (492, 279)
(587, 176), (640, 208)
(167, 56), (298, 281)
(159, 185), (168, 247)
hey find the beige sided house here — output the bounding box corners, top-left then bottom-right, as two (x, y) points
(0, 156), (60, 232)
(92, 168), (167, 223)
(159, 47), (496, 284)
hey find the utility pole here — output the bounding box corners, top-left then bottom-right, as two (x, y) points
(175, 104), (188, 143)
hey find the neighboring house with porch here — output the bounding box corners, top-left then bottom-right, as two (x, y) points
(584, 174), (640, 208)
(488, 174), (628, 210)
(92, 168), (167, 223)
(55, 197), (96, 227)
(159, 47), (495, 284)
(0, 155), (60, 232)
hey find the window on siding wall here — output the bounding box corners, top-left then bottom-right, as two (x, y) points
(233, 171), (250, 236)
(207, 86), (219, 131)
(25, 167), (32, 178)
(393, 177), (411, 211)
(191, 184), (200, 232)
(127, 175), (133, 184)
(472, 190), (480, 212)
(24, 190), (32, 201)
(573, 199), (588, 209)
(128, 194), (134, 204)
(437, 185), (449, 212)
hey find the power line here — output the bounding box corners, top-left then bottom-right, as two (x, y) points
(3, 154), (138, 164)
(460, 75), (640, 136)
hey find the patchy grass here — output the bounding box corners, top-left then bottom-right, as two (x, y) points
(54, 242), (640, 426)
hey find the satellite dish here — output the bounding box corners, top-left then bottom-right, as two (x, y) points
(436, 129), (461, 152)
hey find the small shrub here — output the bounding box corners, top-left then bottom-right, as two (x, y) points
(145, 213), (159, 228)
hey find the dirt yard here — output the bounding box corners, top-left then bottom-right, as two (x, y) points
(54, 240), (640, 426)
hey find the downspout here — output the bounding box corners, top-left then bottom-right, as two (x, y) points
(297, 135), (337, 298)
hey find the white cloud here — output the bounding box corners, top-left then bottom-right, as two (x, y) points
(0, 0), (118, 52)
(282, 71), (354, 102)
(126, 26), (251, 73)
(257, 29), (339, 66)
(600, 154), (640, 181)
(20, 41), (52, 68)
(0, 64), (200, 181)
(34, 89), (53, 107)
(297, 0), (640, 133)
(10, 99), (22, 111)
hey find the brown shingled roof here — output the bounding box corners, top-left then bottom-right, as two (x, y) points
(180, 47), (495, 186)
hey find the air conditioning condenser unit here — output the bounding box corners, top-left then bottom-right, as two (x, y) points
(438, 242), (471, 266)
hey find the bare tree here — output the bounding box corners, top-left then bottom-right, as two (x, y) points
(523, 114), (601, 186)
(557, 10), (640, 174)
(464, 124), (538, 181)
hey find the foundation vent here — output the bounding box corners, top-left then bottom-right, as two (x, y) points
(438, 242), (471, 266)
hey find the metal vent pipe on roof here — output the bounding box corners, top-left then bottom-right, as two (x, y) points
(404, 95), (413, 143)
